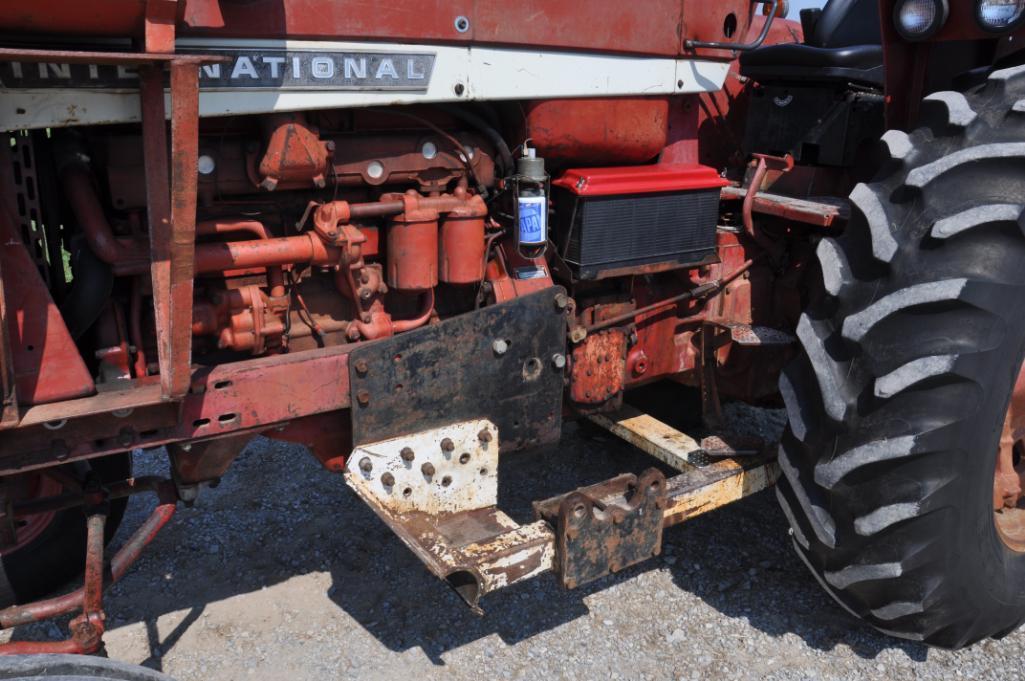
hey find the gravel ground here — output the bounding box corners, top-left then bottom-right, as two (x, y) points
(3, 402), (1025, 680)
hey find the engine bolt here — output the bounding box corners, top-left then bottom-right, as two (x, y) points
(440, 438), (455, 452)
(551, 353), (567, 369)
(421, 462), (436, 477)
(354, 359), (369, 376)
(356, 389), (371, 407)
(400, 447), (415, 462)
(478, 428), (493, 443)
(359, 457), (373, 473)
(492, 339), (509, 356)
(554, 292), (569, 310)
(381, 472), (395, 487)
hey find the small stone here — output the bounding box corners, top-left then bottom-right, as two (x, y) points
(665, 628), (687, 644)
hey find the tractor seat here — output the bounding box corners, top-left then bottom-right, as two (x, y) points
(739, 0), (883, 87)
(739, 44), (884, 87)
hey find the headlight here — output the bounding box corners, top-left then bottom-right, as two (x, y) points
(976, 0), (1025, 32)
(893, 0), (949, 40)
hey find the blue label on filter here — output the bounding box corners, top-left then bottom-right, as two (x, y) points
(518, 196), (547, 245)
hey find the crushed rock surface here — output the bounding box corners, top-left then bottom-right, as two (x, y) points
(3, 403), (1024, 680)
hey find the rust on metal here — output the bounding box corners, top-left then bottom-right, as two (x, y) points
(587, 405), (704, 470)
(142, 58), (201, 400)
(347, 287), (565, 452)
(0, 480), (176, 633)
(341, 406), (778, 606)
(535, 469), (666, 589)
(662, 458), (779, 526)
(721, 185), (849, 229)
(741, 153), (794, 240)
(569, 329), (627, 405)
(699, 434), (766, 458)
(0, 507), (107, 655)
(586, 404), (780, 527)
(169, 434), (252, 486)
(345, 420), (555, 612)
(0, 344), (351, 476)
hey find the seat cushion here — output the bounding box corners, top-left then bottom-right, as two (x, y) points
(810, 0), (881, 48)
(739, 43), (884, 87)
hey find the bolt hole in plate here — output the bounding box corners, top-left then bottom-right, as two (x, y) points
(522, 357), (543, 381)
(723, 12), (738, 38)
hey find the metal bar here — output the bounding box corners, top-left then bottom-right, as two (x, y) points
(662, 458), (779, 527)
(0, 481), (176, 630)
(587, 405), (703, 470)
(0, 342), (352, 475)
(721, 186), (849, 228)
(0, 509), (108, 656)
(165, 61), (200, 398)
(139, 64), (176, 398)
(586, 403), (780, 526)
(13, 476), (167, 518)
(685, 0), (779, 51)
(742, 153), (794, 239)
(141, 60), (201, 400)
(583, 260), (756, 333)
(80, 511), (106, 624)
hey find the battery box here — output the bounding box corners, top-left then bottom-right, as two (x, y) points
(552, 164), (727, 281)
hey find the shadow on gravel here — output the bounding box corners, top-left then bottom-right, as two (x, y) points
(5, 403), (928, 668)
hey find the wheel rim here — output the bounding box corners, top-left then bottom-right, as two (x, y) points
(994, 367), (1025, 552)
(0, 474), (62, 556)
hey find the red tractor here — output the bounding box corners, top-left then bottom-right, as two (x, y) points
(0, 0), (1022, 673)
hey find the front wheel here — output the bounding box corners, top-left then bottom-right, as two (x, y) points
(778, 65), (1025, 648)
(0, 655), (175, 681)
(0, 454), (130, 608)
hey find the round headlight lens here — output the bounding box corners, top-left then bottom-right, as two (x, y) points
(894, 0), (949, 40)
(898, 0), (939, 35)
(978, 0), (1025, 31)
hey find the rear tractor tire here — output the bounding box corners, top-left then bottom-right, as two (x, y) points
(778, 65), (1025, 648)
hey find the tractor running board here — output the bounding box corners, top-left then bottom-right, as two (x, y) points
(345, 411), (778, 612)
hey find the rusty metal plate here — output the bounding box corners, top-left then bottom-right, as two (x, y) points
(345, 419), (556, 612)
(569, 328), (626, 405)
(535, 468), (666, 589)
(348, 287), (566, 451)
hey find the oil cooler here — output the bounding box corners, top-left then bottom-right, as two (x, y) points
(552, 164), (727, 280)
